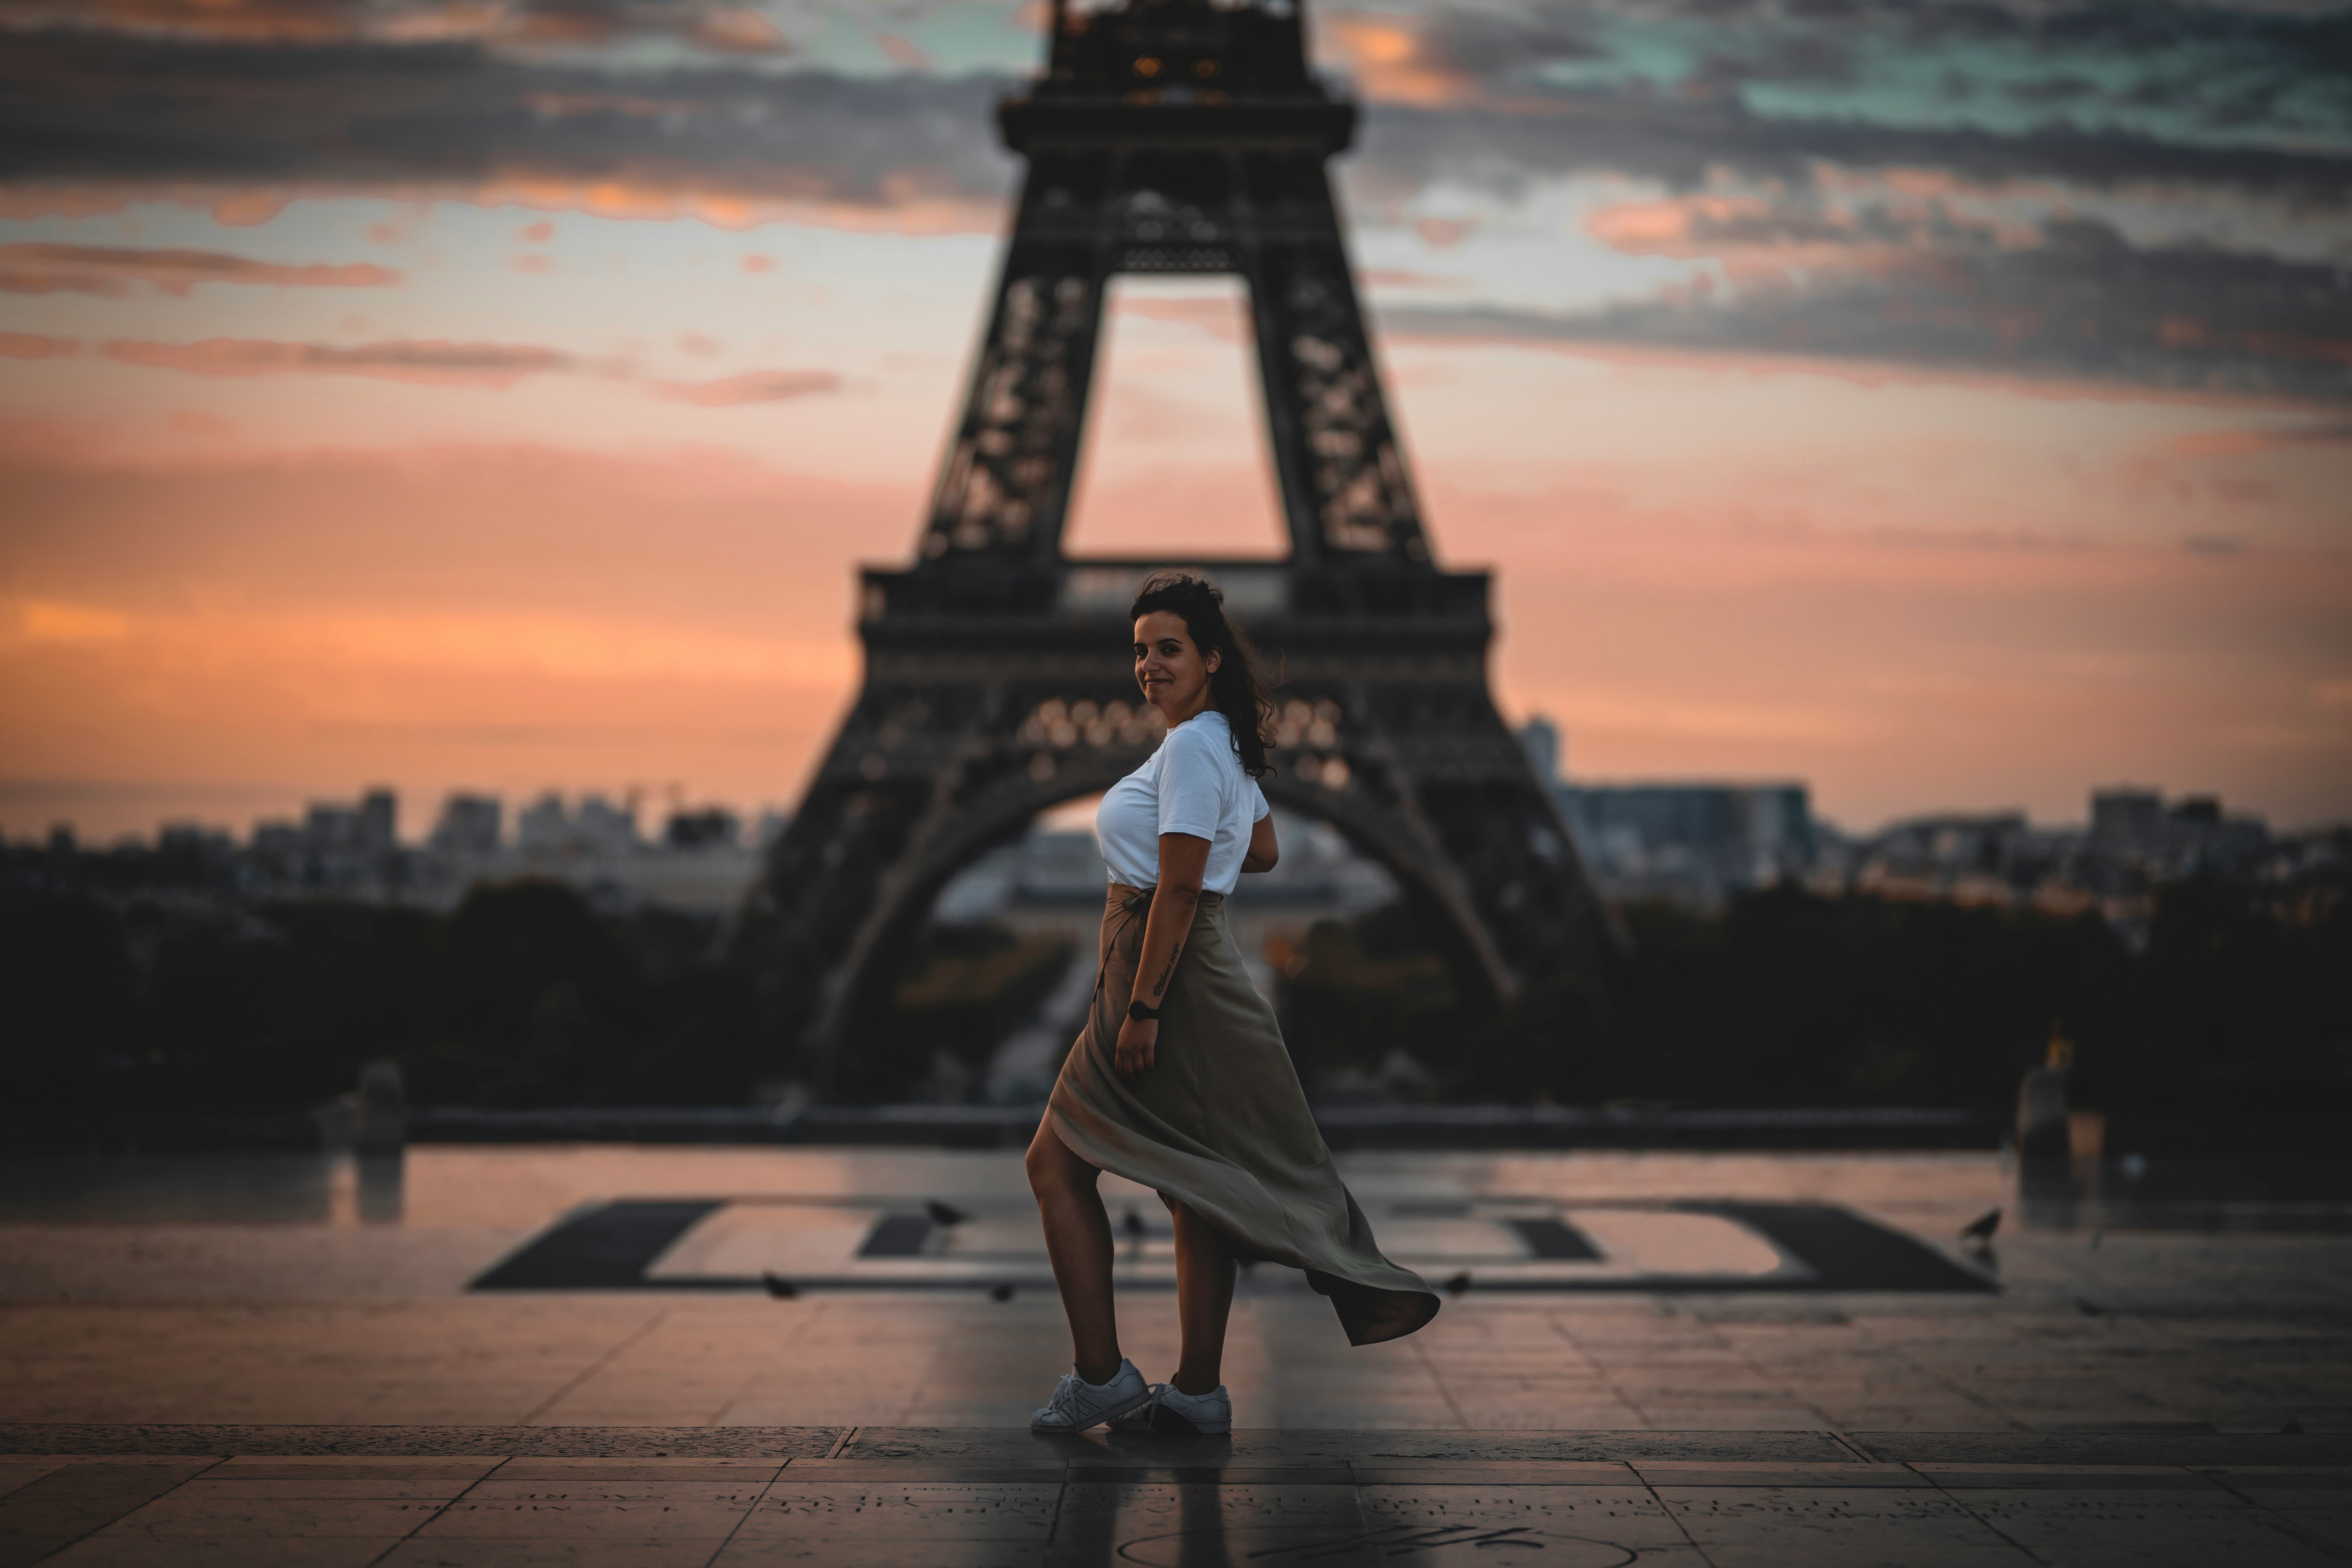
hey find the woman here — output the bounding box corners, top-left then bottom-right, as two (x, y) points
(1025, 570), (1439, 1437)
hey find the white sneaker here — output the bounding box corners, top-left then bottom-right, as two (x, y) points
(1108, 1382), (1232, 1436)
(1029, 1358), (1151, 1433)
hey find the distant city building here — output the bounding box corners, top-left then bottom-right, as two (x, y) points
(430, 794), (503, 857)
(1518, 715), (1812, 906)
(2091, 788), (2164, 853)
(358, 789), (396, 853)
(663, 807), (741, 850)
(1517, 715), (1562, 788)
(575, 795), (637, 855)
(1563, 782), (1815, 905)
(304, 803), (360, 852)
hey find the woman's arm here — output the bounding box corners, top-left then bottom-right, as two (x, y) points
(1241, 812), (1278, 874)
(1114, 831), (1210, 1078)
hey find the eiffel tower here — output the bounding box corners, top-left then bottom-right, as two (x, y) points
(741, 0), (1611, 1097)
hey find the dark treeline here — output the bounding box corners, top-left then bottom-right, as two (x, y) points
(5, 881), (761, 1117)
(1280, 872), (2352, 1116)
(6, 867), (2347, 1123)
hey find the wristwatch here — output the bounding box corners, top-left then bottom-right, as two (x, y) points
(1127, 1000), (1163, 1023)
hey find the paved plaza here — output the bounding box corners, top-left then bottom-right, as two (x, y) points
(2, 1146), (2348, 1563)
(2, 1424), (2348, 1566)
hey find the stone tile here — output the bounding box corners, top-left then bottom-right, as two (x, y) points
(416, 1499), (753, 1538)
(1348, 1463), (1635, 1485)
(381, 1542), (731, 1567)
(0, 1537), (79, 1568)
(212, 1458), (503, 1480)
(96, 1495), (448, 1534)
(41, 1536), (409, 1567)
(738, 1482), (1063, 1541)
(713, 1538), (1044, 1568)
(1912, 1463), (2218, 1490)
(462, 1481), (773, 1504)
(1657, 1485), (2034, 1566)
(1628, 1409), (1832, 1432)
(1050, 1482), (1369, 1568)
(11, 1460), (219, 1494)
(2195, 1466), (2352, 1509)
(1357, 1481), (1692, 1546)
(1444, 1406), (1650, 1432)
(0, 1463), (65, 1502)
(1952, 1488), (2345, 1566)
(2279, 1510), (2352, 1551)
(1632, 1462), (1929, 1488)
(174, 1478), (477, 1500)
(488, 1459), (787, 1481)
(781, 1463), (1063, 1485)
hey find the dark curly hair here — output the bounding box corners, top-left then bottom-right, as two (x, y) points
(1130, 570), (1278, 779)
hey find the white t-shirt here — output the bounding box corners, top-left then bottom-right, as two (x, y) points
(1095, 710), (1271, 897)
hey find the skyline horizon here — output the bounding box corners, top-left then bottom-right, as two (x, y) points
(9, 755), (2324, 851)
(4, 0), (2345, 849)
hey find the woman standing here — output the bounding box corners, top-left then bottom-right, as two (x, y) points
(1025, 571), (1439, 1436)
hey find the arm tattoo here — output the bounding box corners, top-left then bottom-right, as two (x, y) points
(1152, 940), (1185, 999)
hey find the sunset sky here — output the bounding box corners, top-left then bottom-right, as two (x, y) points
(1, 0), (2347, 843)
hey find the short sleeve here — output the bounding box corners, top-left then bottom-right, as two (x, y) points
(1250, 780), (1270, 822)
(1155, 725), (1230, 842)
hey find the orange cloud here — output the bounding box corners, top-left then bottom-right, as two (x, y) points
(0, 332), (77, 359)
(0, 0), (369, 42)
(0, 242), (401, 297)
(0, 0), (789, 52)
(1319, 15), (1476, 107)
(1359, 268), (1463, 290)
(0, 176), (1004, 237)
(688, 7), (789, 54)
(103, 337), (569, 388)
(647, 370), (840, 407)
(1413, 216), (1476, 249)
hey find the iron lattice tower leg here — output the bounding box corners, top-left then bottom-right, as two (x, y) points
(737, 0), (1613, 1098)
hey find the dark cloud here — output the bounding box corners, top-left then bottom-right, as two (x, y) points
(0, 242), (400, 295)
(1329, 0), (2352, 184)
(0, 33), (1015, 220)
(3, 24), (2343, 220)
(3, 18), (2344, 403)
(1380, 215), (2352, 403)
(0, 0), (790, 53)
(1349, 97), (2352, 203)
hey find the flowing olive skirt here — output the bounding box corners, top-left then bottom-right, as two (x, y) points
(1045, 884), (1440, 1347)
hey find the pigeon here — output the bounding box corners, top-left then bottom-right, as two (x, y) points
(1443, 1272), (1472, 1297)
(1122, 1208), (1146, 1242)
(2075, 1297), (2105, 1317)
(990, 1283), (1015, 1302)
(1959, 1208), (2002, 1245)
(925, 1200), (969, 1227)
(760, 1272), (799, 1299)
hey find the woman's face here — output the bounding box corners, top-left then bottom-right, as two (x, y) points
(1134, 610), (1220, 723)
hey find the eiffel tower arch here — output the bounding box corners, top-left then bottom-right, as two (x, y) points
(739, 0), (1613, 1097)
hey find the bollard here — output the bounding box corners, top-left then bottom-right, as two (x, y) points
(2016, 1066), (2070, 1161)
(355, 1060), (407, 1153)
(2016, 1028), (2075, 1164)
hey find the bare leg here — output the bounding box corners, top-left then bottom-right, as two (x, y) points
(1025, 1117), (1122, 1385)
(1168, 1198), (1236, 1395)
